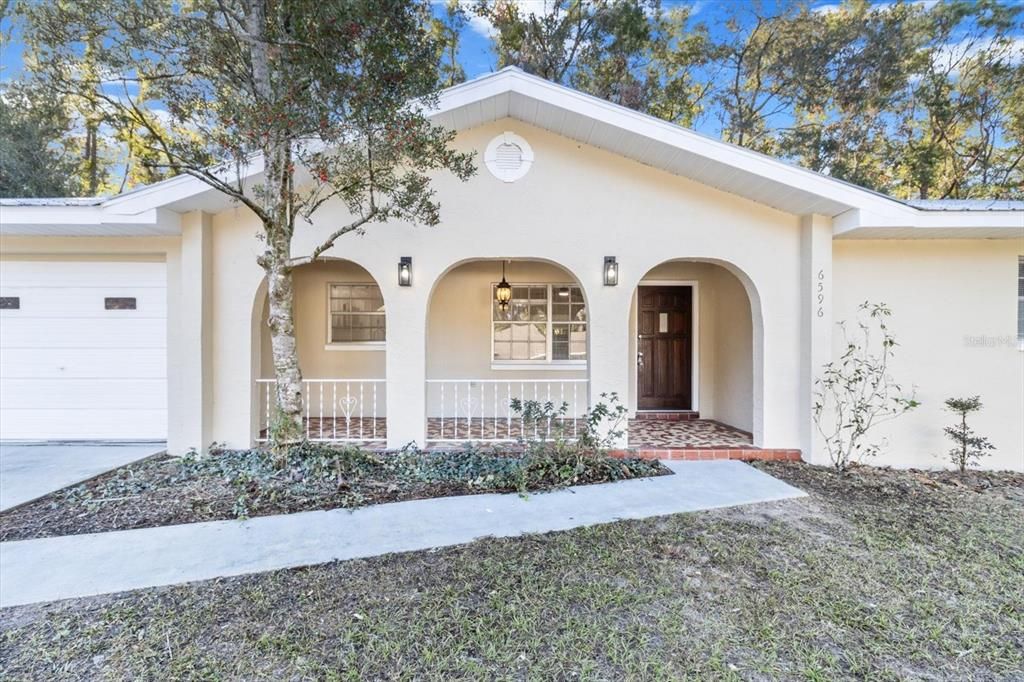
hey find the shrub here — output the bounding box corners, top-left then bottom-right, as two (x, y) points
(943, 396), (995, 472)
(508, 393), (635, 492)
(813, 302), (920, 472)
(511, 392), (628, 456)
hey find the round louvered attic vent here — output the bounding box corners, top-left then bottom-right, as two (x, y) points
(484, 132), (534, 182)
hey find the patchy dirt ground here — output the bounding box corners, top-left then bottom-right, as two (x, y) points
(0, 445), (668, 542)
(2, 462), (1022, 681)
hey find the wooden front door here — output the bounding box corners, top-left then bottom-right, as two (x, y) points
(637, 286), (693, 410)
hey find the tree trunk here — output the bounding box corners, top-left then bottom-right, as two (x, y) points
(244, 0), (304, 445)
(265, 256), (304, 442)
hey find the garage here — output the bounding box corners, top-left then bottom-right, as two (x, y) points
(0, 260), (167, 440)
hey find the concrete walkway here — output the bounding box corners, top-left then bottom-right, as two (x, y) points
(0, 442), (165, 512)
(0, 460), (804, 607)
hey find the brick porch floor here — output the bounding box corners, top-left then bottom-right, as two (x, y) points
(270, 417), (800, 462)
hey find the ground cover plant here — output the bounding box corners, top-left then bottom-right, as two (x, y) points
(0, 443), (667, 542)
(1, 461), (1021, 680)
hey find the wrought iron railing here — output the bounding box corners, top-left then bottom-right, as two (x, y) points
(425, 379), (589, 441)
(255, 378), (386, 442)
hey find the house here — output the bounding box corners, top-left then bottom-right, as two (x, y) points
(1, 67), (1021, 471)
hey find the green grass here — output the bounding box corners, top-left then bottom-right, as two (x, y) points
(2, 462), (1022, 681)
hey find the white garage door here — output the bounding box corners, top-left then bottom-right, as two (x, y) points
(0, 260), (167, 440)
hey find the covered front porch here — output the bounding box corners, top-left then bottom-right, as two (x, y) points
(251, 256), (794, 460)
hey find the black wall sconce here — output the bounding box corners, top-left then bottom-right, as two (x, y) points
(398, 257), (412, 286)
(603, 256), (619, 286)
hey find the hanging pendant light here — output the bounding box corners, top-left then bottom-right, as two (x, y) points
(495, 260), (512, 311)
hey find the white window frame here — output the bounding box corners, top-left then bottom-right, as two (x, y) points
(324, 281), (386, 351)
(490, 282), (587, 370)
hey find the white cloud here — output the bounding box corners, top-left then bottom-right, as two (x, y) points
(811, 3), (842, 15)
(933, 35), (1024, 72)
(814, 0), (939, 15)
(466, 12), (497, 38)
(683, 1), (706, 17)
(459, 1), (545, 38)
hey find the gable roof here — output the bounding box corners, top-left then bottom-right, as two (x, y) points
(2, 67), (1021, 238)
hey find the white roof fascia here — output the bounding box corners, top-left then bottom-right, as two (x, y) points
(835, 207), (1024, 238)
(0, 204), (181, 236)
(101, 154), (266, 215)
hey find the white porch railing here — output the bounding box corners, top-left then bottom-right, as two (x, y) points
(425, 379), (589, 442)
(256, 378), (386, 442)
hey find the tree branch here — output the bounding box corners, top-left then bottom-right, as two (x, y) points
(291, 208), (381, 267)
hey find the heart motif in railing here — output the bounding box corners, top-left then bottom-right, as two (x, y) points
(337, 396), (359, 419)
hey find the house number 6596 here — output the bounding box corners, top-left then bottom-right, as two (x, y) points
(816, 270), (825, 318)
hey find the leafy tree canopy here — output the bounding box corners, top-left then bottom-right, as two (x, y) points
(5, 0), (1023, 200)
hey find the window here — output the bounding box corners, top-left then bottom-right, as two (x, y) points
(328, 283), (385, 344)
(104, 297), (136, 310)
(1018, 256), (1024, 345)
(492, 284), (586, 364)
(0, 297), (19, 310)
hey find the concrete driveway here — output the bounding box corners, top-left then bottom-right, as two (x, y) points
(0, 442), (165, 512)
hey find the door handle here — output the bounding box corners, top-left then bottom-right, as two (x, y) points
(637, 351), (644, 367)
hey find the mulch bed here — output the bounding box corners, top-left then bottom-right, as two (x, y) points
(755, 460), (1024, 504)
(0, 444), (669, 542)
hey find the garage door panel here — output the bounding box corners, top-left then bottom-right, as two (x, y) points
(0, 348), (166, 379)
(0, 409), (167, 440)
(0, 286), (166, 317)
(0, 260), (167, 440)
(1, 378), (167, 409)
(0, 317), (166, 349)
(0, 261), (166, 287)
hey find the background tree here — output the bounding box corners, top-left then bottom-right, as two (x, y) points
(893, 0), (1024, 199)
(20, 0), (474, 442)
(772, 1), (928, 190)
(8, 0), (1022, 200)
(0, 79), (78, 197)
(430, 0), (467, 88)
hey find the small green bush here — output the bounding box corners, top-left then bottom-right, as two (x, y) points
(943, 396), (995, 472)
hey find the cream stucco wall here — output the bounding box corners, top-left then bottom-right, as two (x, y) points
(832, 239), (1023, 471)
(203, 118), (803, 450)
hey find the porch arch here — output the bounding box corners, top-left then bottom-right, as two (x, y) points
(626, 258), (765, 445)
(249, 257), (390, 443)
(423, 256), (592, 442)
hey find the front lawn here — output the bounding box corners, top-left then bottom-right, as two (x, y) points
(0, 444), (667, 541)
(2, 462), (1022, 680)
